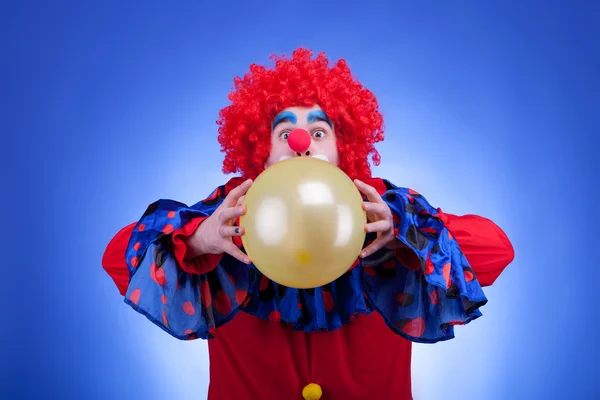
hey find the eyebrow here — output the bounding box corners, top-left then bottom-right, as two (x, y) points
(307, 110), (333, 127)
(272, 111), (298, 130)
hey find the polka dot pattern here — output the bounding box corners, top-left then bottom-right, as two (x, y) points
(122, 178), (487, 343)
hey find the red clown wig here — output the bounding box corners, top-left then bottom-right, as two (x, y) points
(217, 48), (385, 181)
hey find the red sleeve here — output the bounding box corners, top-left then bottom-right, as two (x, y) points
(102, 218), (221, 296)
(102, 223), (136, 296)
(172, 217), (223, 275)
(436, 209), (515, 287)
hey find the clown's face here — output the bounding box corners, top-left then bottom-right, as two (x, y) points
(265, 105), (339, 169)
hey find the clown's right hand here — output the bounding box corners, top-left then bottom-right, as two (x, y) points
(183, 179), (253, 264)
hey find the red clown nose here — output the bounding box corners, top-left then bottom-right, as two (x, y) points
(288, 129), (311, 153)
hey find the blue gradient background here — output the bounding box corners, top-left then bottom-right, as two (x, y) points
(3, 1), (598, 399)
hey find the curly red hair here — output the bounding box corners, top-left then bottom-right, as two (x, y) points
(216, 48), (384, 181)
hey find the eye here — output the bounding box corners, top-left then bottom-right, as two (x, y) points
(312, 129), (326, 139)
(279, 130), (290, 140)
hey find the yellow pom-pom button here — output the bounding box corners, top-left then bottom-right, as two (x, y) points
(302, 383), (322, 400)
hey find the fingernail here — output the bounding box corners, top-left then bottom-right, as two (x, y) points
(235, 228), (240, 234)
(363, 203), (370, 210)
(243, 257), (250, 264)
(360, 251), (367, 258)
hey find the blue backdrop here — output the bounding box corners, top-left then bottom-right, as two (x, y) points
(3, 1), (598, 399)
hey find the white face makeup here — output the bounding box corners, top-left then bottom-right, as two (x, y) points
(265, 105), (339, 169)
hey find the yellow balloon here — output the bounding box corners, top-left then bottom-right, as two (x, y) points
(240, 157), (366, 289)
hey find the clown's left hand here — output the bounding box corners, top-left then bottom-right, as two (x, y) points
(354, 179), (402, 258)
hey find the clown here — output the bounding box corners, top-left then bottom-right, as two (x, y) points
(102, 49), (514, 400)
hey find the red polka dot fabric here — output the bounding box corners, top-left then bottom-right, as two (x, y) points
(123, 179), (488, 343)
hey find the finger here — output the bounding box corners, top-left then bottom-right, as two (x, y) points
(223, 179), (253, 207)
(222, 240), (251, 264)
(219, 225), (245, 237)
(365, 219), (392, 233)
(360, 235), (391, 258)
(218, 205), (246, 224)
(354, 179), (385, 204)
(362, 202), (389, 218)
(236, 195), (246, 207)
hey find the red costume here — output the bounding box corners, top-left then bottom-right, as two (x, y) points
(102, 49), (514, 400)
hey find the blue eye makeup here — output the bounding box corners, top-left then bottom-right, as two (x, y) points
(307, 110), (332, 127)
(272, 111), (298, 130)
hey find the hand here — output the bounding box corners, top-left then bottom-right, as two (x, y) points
(354, 179), (397, 258)
(185, 179), (253, 264)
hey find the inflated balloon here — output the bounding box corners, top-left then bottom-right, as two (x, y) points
(240, 157), (366, 289)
